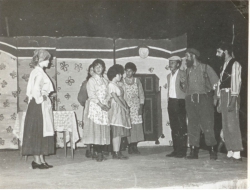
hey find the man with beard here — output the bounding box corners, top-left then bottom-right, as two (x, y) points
(215, 42), (243, 161)
(184, 48), (219, 160)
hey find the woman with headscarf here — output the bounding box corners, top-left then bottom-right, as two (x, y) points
(22, 49), (55, 169)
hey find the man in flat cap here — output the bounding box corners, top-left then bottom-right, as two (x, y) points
(215, 42), (243, 161)
(165, 56), (187, 158)
(184, 48), (219, 160)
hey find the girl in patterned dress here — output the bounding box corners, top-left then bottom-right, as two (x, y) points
(107, 65), (131, 159)
(82, 59), (111, 162)
(123, 62), (145, 154)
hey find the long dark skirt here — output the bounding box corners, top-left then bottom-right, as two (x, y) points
(22, 98), (55, 156)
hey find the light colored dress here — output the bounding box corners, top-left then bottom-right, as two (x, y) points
(123, 77), (145, 143)
(109, 82), (131, 138)
(109, 82), (131, 128)
(82, 75), (110, 145)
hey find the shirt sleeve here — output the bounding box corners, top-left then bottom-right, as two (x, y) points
(231, 61), (242, 96)
(32, 73), (44, 104)
(109, 83), (120, 96)
(137, 78), (145, 104)
(207, 65), (220, 88)
(86, 78), (99, 104)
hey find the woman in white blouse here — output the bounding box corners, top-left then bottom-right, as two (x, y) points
(22, 49), (55, 169)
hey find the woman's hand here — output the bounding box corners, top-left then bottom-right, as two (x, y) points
(98, 102), (109, 111)
(138, 107), (143, 115)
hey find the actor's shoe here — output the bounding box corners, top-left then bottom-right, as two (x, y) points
(85, 150), (92, 158)
(41, 162), (53, 168)
(133, 144), (140, 154)
(31, 161), (48, 169)
(128, 145), (134, 154)
(166, 151), (177, 157)
(209, 146), (218, 160)
(186, 146), (198, 159)
(102, 151), (109, 156)
(92, 151), (98, 159)
(232, 157), (243, 162)
(112, 152), (129, 160)
(96, 153), (105, 162)
(175, 152), (186, 158)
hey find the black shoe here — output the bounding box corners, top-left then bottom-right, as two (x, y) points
(85, 150), (92, 158)
(92, 151), (98, 159)
(42, 162), (53, 168)
(166, 151), (177, 157)
(209, 146), (218, 160)
(112, 152), (129, 160)
(133, 144), (140, 154)
(102, 151), (109, 156)
(232, 157), (242, 162)
(31, 161), (48, 169)
(186, 146), (198, 159)
(128, 145), (134, 154)
(96, 153), (104, 162)
(175, 153), (186, 158)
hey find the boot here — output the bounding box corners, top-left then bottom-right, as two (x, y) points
(133, 143), (140, 154)
(112, 151), (129, 160)
(209, 146), (218, 160)
(128, 144), (134, 154)
(186, 146), (198, 159)
(85, 150), (92, 158)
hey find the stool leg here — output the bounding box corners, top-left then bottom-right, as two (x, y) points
(63, 131), (67, 157)
(25, 156), (28, 161)
(70, 132), (74, 159)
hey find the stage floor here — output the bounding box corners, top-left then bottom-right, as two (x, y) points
(0, 146), (247, 189)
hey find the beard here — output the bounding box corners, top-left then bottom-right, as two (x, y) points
(218, 52), (225, 61)
(186, 58), (194, 68)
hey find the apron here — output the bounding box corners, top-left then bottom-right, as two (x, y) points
(88, 77), (109, 125)
(27, 67), (54, 137)
(124, 78), (142, 124)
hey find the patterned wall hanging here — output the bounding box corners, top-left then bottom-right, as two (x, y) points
(0, 38), (18, 149)
(56, 37), (114, 147)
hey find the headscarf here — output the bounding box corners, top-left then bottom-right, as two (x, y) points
(31, 49), (51, 66)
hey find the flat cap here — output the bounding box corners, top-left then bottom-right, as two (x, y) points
(186, 48), (200, 57)
(168, 56), (182, 61)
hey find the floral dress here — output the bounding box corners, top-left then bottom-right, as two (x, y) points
(123, 77), (145, 143)
(82, 75), (110, 145)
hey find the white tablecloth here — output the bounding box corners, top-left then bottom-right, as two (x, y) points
(13, 111), (79, 149)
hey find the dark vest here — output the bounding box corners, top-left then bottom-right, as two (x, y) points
(219, 58), (236, 89)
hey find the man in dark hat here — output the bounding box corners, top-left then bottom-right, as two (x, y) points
(215, 42), (243, 161)
(184, 48), (219, 160)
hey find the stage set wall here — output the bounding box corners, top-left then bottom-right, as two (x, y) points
(0, 34), (186, 149)
(115, 34), (187, 146)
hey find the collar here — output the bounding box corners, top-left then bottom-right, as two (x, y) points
(171, 69), (179, 76)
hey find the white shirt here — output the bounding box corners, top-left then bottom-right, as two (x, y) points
(169, 69), (179, 98)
